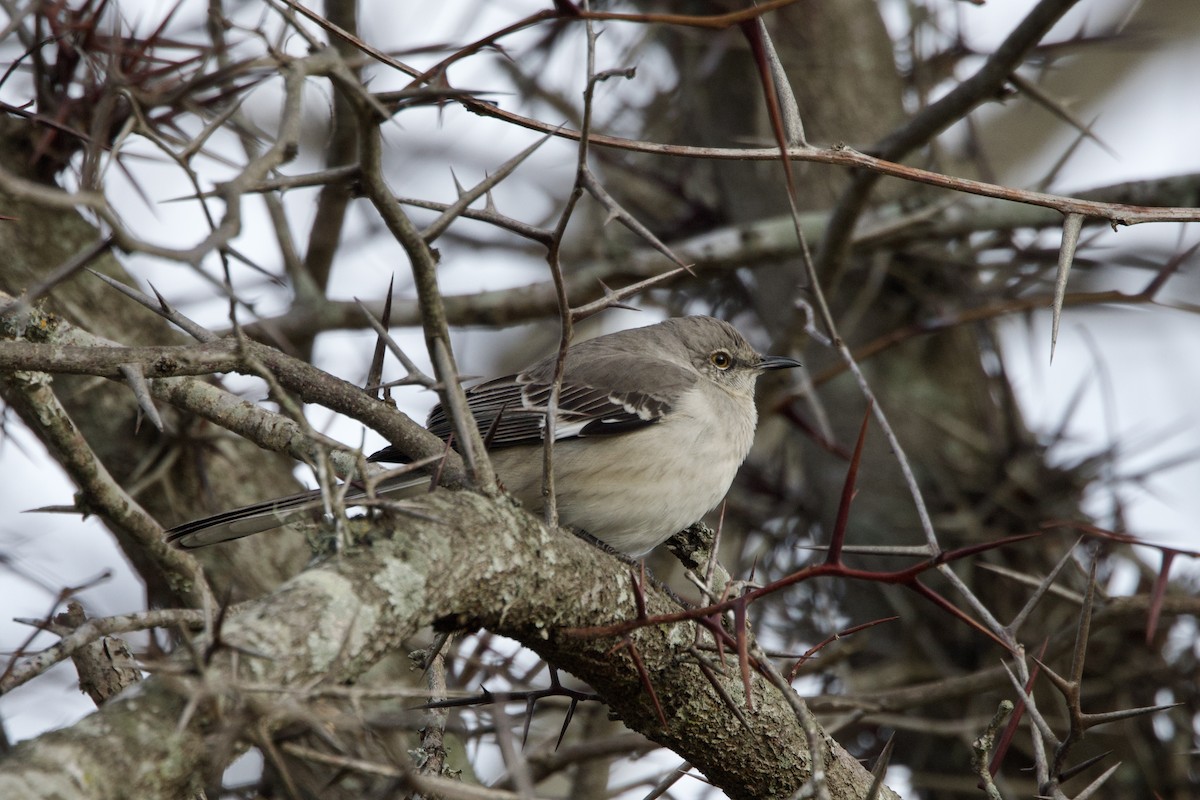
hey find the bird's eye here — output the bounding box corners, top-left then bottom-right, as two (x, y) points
(709, 350), (733, 370)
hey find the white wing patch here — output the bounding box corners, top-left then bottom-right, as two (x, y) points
(609, 393), (661, 420)
(518, 388), (646, 440)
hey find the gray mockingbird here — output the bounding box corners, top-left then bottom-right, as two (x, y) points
(166, 316), (802, 555)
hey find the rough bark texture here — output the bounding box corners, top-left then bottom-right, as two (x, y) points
(0, 491), (895, 800)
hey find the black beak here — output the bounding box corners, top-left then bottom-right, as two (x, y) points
(758, 354), (803, 371)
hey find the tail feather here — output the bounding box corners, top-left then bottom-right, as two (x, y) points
(166, 475), (428, 549)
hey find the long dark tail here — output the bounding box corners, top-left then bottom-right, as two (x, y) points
(165, 475), (428, 549)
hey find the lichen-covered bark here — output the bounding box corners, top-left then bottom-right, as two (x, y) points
(0, 491), (897, 799)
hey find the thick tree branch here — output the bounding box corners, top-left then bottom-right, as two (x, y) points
(0, 492), (895, 800)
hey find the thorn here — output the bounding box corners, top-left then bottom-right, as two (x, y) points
(865, 733), (896, 800)
(595, 279), (639, 312)
(555, 697), (578, 750)
(1051, 213), (1084, 364)
(148, 282), (174, 314)
(1057, 750), (1114, 783)
(118, 363), (164, 431)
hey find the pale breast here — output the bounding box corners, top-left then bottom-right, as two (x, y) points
(491, 383), (759, 555)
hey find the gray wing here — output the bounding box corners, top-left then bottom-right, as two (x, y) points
(421, 343), (698, 450)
